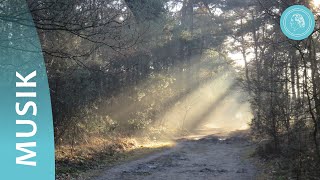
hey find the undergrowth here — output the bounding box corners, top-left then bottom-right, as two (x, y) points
(55, 136), (174, 180)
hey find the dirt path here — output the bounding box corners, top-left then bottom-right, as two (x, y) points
(94, 132), (257, 180)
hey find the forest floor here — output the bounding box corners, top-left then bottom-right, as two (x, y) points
(91, 129), (260, 180)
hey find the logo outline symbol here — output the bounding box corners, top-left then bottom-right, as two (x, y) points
(280, 5), (315, 40)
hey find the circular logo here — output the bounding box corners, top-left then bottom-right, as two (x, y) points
(280, 5), (315, 40)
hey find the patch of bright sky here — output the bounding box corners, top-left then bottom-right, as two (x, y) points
(228, 51), (254, 68)
(166, 1), (183, 12)
(225, 37), (254, 68)
(313, 0), (320, 14)
(213, 8), (223, 16)
(166, 1), (223, 16)
(209, 4), (223, 16)
(270, 7), (280, 14)
(119, 16), (125, 21)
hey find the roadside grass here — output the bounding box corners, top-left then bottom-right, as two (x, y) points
(55, 136), (174, 180)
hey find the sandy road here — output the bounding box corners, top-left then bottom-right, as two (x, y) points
(94, 131), (257, 180)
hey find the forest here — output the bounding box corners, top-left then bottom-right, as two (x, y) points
(1, 0), (320, 179)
